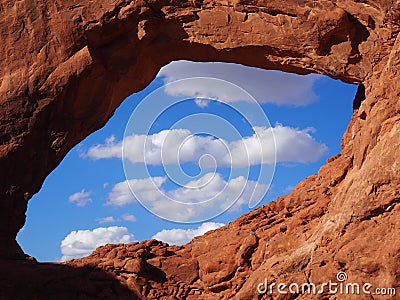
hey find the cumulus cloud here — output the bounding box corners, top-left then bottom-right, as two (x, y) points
(85, 125), (327, 167)
(106, 173), (269, 221)
(68, 189), (92, 207)
(194, 98), (211, 108)
(158, 61), (321, 106)
(122, 214), (137, 222)
(97, 216), (116, 224)
(152, 222), (224, 245)
(60, 226), (134, 261)
(85, 135), (121, 161)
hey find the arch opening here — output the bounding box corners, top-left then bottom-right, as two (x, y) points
(17, 61), (357, 262)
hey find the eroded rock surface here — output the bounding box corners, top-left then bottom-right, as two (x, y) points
(0, 0), (399, 298)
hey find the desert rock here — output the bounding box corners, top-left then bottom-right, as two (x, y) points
(0, 0), (399, 299)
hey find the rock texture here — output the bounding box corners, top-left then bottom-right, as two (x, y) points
(0, 0), (399, 299)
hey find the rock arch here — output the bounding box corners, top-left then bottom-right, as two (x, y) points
(0, 0), (399, 298)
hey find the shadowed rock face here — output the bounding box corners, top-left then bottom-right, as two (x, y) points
(0, 0), (399, 298)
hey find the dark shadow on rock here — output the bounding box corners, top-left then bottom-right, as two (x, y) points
(353, 83), (366, 110)
(0, 259), (140, 300)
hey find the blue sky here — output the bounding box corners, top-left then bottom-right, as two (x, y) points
(17, 61), (356, 262)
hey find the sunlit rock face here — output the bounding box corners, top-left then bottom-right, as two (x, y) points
(0, 0), (399, 298)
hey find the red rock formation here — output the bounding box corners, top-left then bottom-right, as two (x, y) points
(0, 0), (399, 298)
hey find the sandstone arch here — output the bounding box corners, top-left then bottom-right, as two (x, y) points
(0, 0), (399, 298)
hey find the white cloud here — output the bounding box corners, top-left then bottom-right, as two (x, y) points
(122, 214), (137, 222)
(158, 61), (321, 106)
(152, 222), (224, 245)
(85, 125), (327, 167)
(108, 176), (167, 207)
(194, 97), (211, 108)
(60, 226), (134, 261)
(68, 189), (92, 207)
(284, 185), (295, 193)
(97, 216), (116, 224)
(85, 135), (122, 161)
(106, 173), (269, 222)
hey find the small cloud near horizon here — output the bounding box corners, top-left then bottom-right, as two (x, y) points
(152, 222), (225, 245)
(60, 226), (134, 261)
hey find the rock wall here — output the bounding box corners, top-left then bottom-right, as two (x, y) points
(0, 0), (399, 298)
